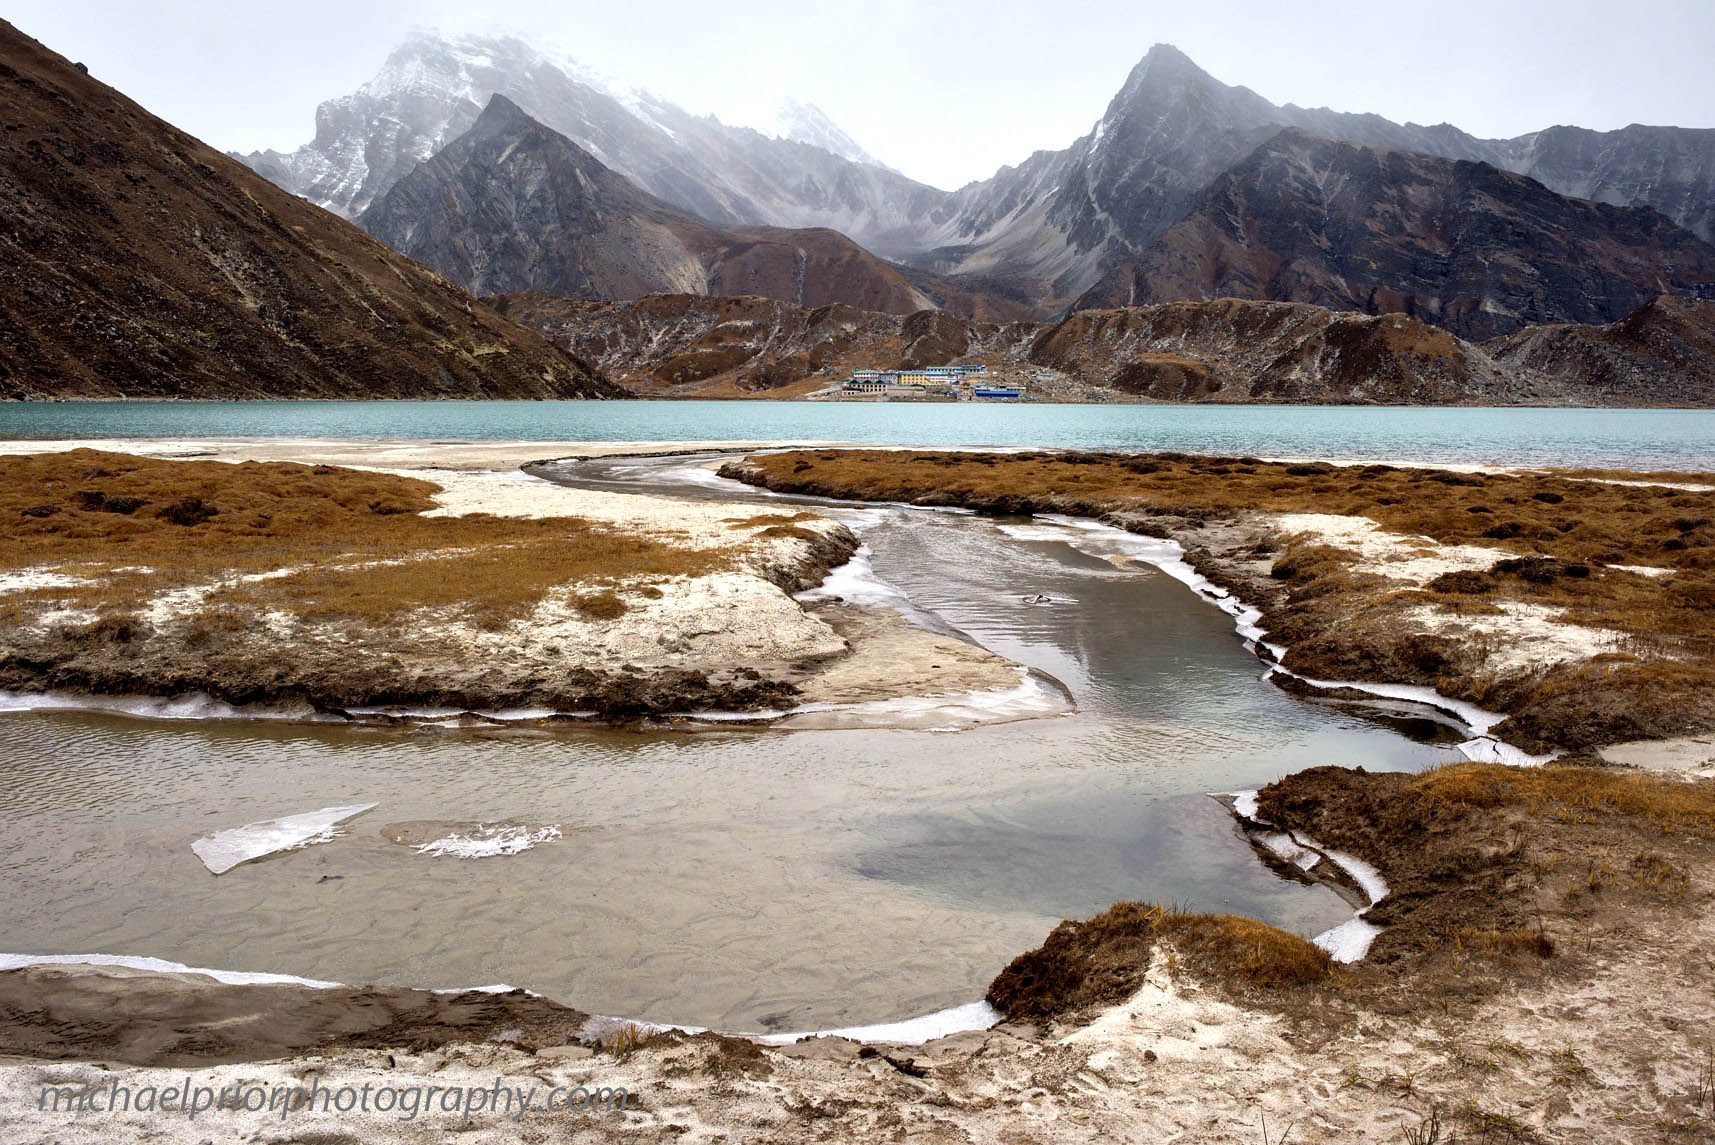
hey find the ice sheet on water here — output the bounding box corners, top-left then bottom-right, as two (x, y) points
(191, 803), (377, 875)
(794, 544), (910, 607)
(415, 824), (562, 858)
(580, 999), (1002, 1047)
(1313, 917), (1385, 963)
(756, 1000), (1002, 1045)
(0, 952), (342, 988)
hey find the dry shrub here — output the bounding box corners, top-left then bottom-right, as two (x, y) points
(570, 591), (628, 621)
(723, 512), (826, 543)
(722, 512), (821, 528)
(1165, 913), (1336, 989)
(601, 1022), (664, 1057)
(1450, 926), (1555, 959)
(757, 524), (822, 542)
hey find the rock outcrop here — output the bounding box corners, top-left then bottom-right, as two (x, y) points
(490, 293), (1039, 396)
(1025, 300), (1531, 403)
(500, 291), (1715, 405)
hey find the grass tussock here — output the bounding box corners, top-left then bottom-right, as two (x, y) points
(724, 512), (825, 543)
(986, 901), (1331, 1022)
(1450, 926), (1556, 959)
(600, 1022), (665, 1057)
(0, 450), (723, 630)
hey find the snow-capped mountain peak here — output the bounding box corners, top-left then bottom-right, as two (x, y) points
(774, 98), (881, 168)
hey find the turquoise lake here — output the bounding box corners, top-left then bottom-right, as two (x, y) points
(3, 401), (1713, 469)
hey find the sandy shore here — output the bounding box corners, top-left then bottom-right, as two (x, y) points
(0, 437), (850, 470)
(7, 853), (1715, 1145)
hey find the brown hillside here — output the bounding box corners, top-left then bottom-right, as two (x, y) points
(0, 22), (621, 400)
(1485, 296), (1715, 406)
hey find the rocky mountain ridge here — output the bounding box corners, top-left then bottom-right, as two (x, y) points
(1484, 296), (1715, 406)
(357, 95), (939, 315)
(242, 34), (1715, 331)
(242, 30), (943, 258)
(1074, 130), (1715, 339)
(498, 291), (1715, 406)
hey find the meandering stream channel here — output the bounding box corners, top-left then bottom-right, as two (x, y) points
(0, 454), (1467, 1032)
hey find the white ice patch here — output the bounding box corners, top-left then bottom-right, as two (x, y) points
(1313, 917), (1385, 963)
(1457, 736), (1555, 766)
(0, 569), (89, 595)
(1257, 831), (1321, 871)
(755, 1000), (1002, 1046)
(655, 459), (778, 494)
(794, 544), (910, 608)
(0, 953), (342, 988)
(580, 1000), (1001, 1048)
(1320, 847), (1388, 906)
(772, 667), (1071, 732)
(0, 952), (518, 994)
(0, 689), (320, 721)
(1215, 791), (1391, 963)
(191, 803), (377, 875)
(415, 824), (562, 858)
(0, 688), (583, 727)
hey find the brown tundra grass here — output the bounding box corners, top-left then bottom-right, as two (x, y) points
(734, 449), (1715, 749)
(0, 449), (726, 628)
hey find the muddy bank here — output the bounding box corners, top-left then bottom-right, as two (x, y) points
(0, 964), (592, 1066)
(8, 755), (1715, 1145)
(721, 449), (1715, 752)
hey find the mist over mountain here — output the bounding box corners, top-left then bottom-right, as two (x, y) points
(241, 30), (945, 258)
(242, 33), (1715, 327)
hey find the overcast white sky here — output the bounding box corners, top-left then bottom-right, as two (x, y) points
(9, 1), (1714, 190)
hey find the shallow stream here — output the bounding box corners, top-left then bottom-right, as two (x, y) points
(0, 454), (1465, 1031)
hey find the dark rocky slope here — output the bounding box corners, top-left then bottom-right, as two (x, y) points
(1077, 131), (1715, 340)
(1485, 296), (1715, 405)
(1025, 301), (1531, 403)
(499, 290), (1715, 405)
(491, 293), (1038, 397)
(0, 21), (619, 400)
(360, 96), (937, 316)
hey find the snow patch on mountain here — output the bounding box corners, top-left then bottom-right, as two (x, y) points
(774, 98), (881, 169)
